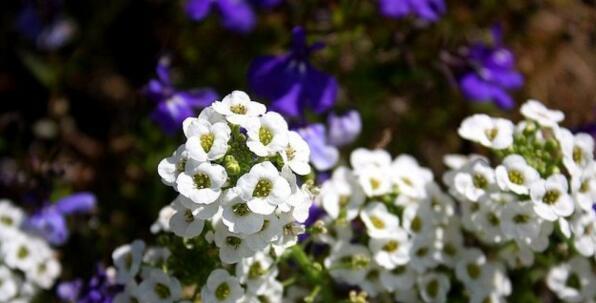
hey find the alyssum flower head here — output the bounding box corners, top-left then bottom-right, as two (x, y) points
(158, 90), (313, 264)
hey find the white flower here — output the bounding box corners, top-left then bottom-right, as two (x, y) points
(547, 256), (594, 303)
(1, 233), (38, 272)
(157, 145), (190, 188)
(379, 265), (417, 293)
(28, 257), (61, 289)
(280, 167), (312, 223)
(498, 242), (535, 268)
(319, 167), (365, 220)
(452, 158), (496, 202)
(280, 131), (311, 175)
(244, 214), (282, 252)
(0, 266), (18, 301)
(557, 128), (595, 176)
(112, 240), (145, 283)
(436, 222), (464, 267)
(235, 251), (277, 295)
(402, 204), (433, 236)
(137, 269), (182, 303)
(520, 99), (564, 127)
(495, 154), (540, 195)
(0, 200), (25, 239)
(417, 272), (450, 303)
(274, 212), (305, 249)
(350, 148), (392, 172)
(356, 165), (391, 197)
(369, 229), (410, 270)
(455, 248), (487, 286)
(458, 114), (514, 149)
(221, 189), (264, 235)
(324, 241), (371, 285)
(212, 90), (266, 126)
(390, 155), (434, 199)
(571, 210), (596, 257)
(501, 201), (541, 246)
(214, 223), (254, 264)
(184, 119), (231, 162)
(235, 162), (291, 215)
(359, 264), (386, 297)
(151, 204), (176, 234)
(360, 202), (399, 239)
(196, 106), (226, 125)
(408, 232), (440, 273)
(471, 195), (506, 244)
(169, 195), (220, 238)
(530, 174), (574, 221)
(143, 247), (171, 266)
(245, 112), (289, 157)
(570, 166), (596, 211)
(176, 160), (227, 205)
(201, 269), (244, 303)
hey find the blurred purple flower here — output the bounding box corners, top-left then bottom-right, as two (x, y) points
(185, 0), (281, 32)
(459, 26), (524, 110)
(58, 266), (120, 303)
(15, 0), (76, 51)
(248, 27), (338, 118)
(25, 192), (96, 245)
(298, 124), (339, 171)
(144, 57), (218, 134)
(379, 0), (446, 22)
(327, 110), (362, 147)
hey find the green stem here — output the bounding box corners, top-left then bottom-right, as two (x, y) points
(288, 245), (334, 302)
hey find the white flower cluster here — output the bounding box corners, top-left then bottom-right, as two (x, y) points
(450, 100), (596, 302)
(0, 199), (61, 302)
(156, 90), (313, 264)
(315, 149), (489, 303)
(201, 251), (283, 303)
(313, 100), (595, 303)
(111, 239), (184, 303)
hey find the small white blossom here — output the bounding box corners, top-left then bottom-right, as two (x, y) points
(349, 148), (392, 172)
(214, 223), (254, 264)
(458, 114), (514, 149)
(417, 272), (450, 303)
(369, 229), (410, 270)
(547, 256), (595, 303)
(0, 266), (18, 301)
(324, 241), (371, 285)
(280, 131), (311, 175)
(246, 112), (289, 157)
(176, 160), (227, 205)
(137, 269), (182, 303)
(530, 174), (574, 221)
(212, 90), (266, 126)
(235, 161), (291, 215)
(319, 167), (365, 220)
(360, 202), (399, 239)
(520, 99), (564, 127)
(495, 154), (540, 195)
(112, 240), (145, 284)
(201, 269), (244, 303)
(452, 158), (496, 202)
(221, 190), (264, 235)
(184, 119), (231, 162)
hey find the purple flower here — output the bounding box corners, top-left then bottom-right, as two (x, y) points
(144, 57), (218, 134)
(298, 124), (339, 171)
(458, 26), (524, 110)
(15, 0), (76, 51)
(58, 266), (120, 303)
(248, 27), (338, 118)
(185, 0), (281, 32)
(327, 110), (362, 147)
(379, 0), (446, 22)
(25, 192), (96, 245)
